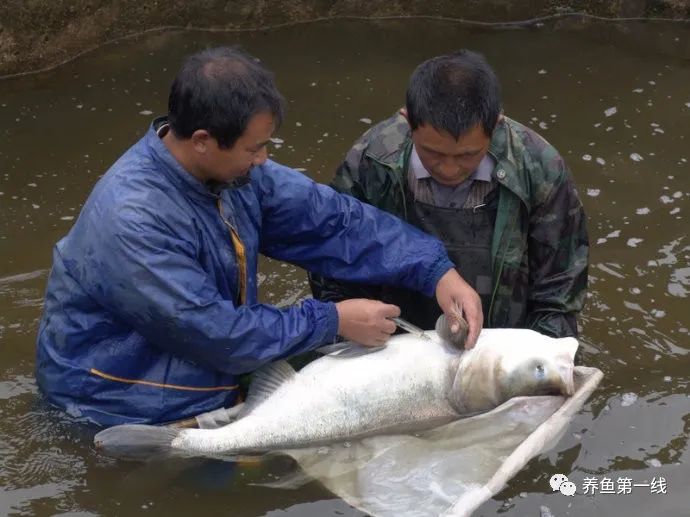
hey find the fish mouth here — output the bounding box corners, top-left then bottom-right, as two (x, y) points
(558, 363), (575, 396)
(557, 337), (578, 396)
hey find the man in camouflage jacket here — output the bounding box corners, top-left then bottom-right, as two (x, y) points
(310, 50), (589, 338)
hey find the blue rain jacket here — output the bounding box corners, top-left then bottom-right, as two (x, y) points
(35, 120), (453, 427)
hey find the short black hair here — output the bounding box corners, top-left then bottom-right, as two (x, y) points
(406, 50), (502, 138)
(168, 47), (284, 149)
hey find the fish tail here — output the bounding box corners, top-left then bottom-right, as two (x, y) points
(94, 424), (182, 461)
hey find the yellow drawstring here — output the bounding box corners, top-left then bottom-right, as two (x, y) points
(89, 368), (238, 391)
(217, 198), (247, 305)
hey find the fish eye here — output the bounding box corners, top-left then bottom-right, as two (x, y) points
(535, 363), (545, 377)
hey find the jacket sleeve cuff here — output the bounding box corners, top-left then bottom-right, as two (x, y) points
(307, 298), (340, 345)
(323, 300), (340, 342)
(422, 255), (455, 298)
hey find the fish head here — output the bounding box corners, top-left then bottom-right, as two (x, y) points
(448, 329), (578, 415)
(498, 337), (577, 400)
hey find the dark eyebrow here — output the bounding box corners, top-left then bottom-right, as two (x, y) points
(420, 145), (482, 157)
(420, 145), (443, 154)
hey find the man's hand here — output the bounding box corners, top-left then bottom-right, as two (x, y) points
(335, 299), (401, 347)
(435, 269), (483, 349)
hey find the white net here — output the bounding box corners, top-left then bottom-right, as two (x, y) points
(283, 366), (603, 517)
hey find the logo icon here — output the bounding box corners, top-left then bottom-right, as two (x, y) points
(550, 473), (576, 496)
(560, 481), (577, 496)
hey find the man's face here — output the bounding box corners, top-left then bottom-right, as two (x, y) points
(411, 122), (491, 186)
(195, 111), (275, 183)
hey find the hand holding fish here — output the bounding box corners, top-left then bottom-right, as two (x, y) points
(335, 299), (401, 346)
(434, 269), (483, 349)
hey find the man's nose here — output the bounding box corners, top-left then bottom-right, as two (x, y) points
(253, 147), (268, 166)
(438, 158), (460, 178)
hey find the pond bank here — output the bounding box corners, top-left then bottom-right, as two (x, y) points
(1, 0), (689, 77)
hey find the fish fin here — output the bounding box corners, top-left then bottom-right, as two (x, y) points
(240, 360), (297, 416)
(94, 424), (183, 461)
(250, 469), (314, 490)
(315, 340), (386, 358)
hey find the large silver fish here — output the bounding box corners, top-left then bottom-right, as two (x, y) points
(95, 328), (577, 458)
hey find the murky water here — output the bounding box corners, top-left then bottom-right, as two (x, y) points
(1, 18), (689, 517)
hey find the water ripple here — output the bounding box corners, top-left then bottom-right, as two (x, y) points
(0, 269), (48, 286)
(0, 375), (37, 400)
(0, 482), (78, 516)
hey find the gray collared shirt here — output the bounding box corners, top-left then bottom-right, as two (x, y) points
(409, 145), (495, 208)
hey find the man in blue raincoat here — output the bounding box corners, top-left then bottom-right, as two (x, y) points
(35, 47), (482, 427)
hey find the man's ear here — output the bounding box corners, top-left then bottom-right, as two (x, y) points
(399, 107), (414, 132)
(191, 129), (211, 154)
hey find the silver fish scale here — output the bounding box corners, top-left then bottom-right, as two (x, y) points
(175, 334), (459, 454)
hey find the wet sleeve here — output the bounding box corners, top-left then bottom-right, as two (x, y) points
(307, 148), (385, 303)
(525, 159), (589, 338)
(80, 206), (339, 375)
(256, 162), (453, 298)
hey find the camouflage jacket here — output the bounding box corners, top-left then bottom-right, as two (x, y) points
(311, 113), (589, 338)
